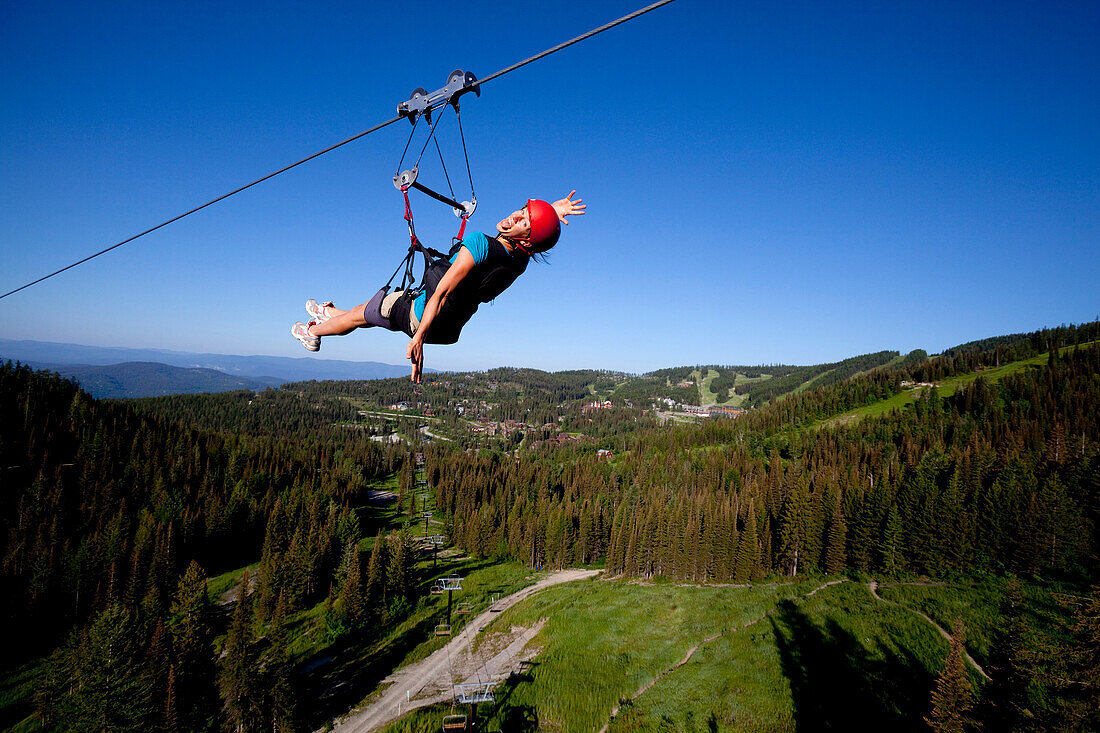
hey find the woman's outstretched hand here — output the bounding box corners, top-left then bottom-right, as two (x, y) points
(407, 337), (424, 383)
(552, 191), (586, 224)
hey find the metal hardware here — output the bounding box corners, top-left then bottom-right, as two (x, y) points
(454, 682), (497, 705)
(398, 70), (480, 120)
(393, 167), (418, 189)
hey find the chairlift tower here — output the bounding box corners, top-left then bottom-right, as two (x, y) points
(435, 576), (463, 628)
(429, 534), (447, 568)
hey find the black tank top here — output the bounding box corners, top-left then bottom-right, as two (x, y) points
(413, 236), (530, 344)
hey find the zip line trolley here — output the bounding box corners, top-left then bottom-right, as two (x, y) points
(384, 70), (481, 302)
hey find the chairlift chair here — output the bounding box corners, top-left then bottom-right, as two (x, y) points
(429, 581), (445, 595)
(434, 621), (452, 636)
(441, 713), (467, 732)
(455, 601), (473, 614)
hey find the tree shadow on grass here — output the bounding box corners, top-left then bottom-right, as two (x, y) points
(480, 662), (539, 733)
(770, 600), (933, 732)
(298, 612), (441, 730)
(297, 558), (498, 729)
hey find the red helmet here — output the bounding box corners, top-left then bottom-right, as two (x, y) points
(525, 199), (561, 250)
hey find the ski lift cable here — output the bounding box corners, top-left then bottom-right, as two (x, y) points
(0, 0), (676, 301)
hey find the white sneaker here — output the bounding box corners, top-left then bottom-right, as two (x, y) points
(305, 299), (333, 323)
(291, 321), (320, 352)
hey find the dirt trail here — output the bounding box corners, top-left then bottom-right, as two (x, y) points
(867, 581), (990, 681)
(806, 578), (848, 596)
(327, 568), (600, 732)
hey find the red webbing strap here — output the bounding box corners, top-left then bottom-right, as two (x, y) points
(401, 186), (419, 250)
(455, 214), (469, 242)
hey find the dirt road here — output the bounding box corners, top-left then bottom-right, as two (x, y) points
(327, 568), (600, 732)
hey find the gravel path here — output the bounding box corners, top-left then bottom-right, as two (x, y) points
(326, 568), (600, 732)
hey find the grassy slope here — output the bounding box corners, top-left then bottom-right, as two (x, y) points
(877, 578), (1070, 667)
(378, 576), (1034, 733)
(696, 368), (731, 408)
(695, 369), (773, 408)
(615, 581), (952, 732)
(821, 349), (1062, 429)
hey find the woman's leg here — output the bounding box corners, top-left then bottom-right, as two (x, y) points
(310, 289), (395, 337)
(311, 305), (367, 336)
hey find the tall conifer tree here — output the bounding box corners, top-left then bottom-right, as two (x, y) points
(825, 499), (848, 575)
(168, 560), (217, 732)
(219, 569), (258, 731)
(366, 530), (388, 612)
(262, 593), (296, 732)
(925, 619), (975, 733)
(779, 482), (811, 576)
(342, 541), (367, 630)
(734, 499), (760, 583)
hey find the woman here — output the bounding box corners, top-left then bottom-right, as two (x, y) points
(292, 191), (584, 382)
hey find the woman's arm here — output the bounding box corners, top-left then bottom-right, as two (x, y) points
(406, 246), (476, 383)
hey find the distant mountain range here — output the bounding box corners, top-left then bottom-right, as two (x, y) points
(0, 338), (416, 398)
(16, 361), (283, 399)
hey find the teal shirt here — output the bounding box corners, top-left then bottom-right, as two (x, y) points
(413, 231), (492, 320)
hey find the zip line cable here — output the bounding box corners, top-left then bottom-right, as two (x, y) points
(0, 0), (676, 301)
(0, 117), (402, 301)
(476, 0), (676, 87)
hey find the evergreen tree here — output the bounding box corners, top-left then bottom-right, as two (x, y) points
(41, 604), (152, 731)
(386, 532), (412, 616)
(779, 481), (811, 576)
(219, 569), (259, 732)
(1046, 587), (1100, 731)
(342, 541), (367, 631)
(261, 593), (296, 732)
(168, 560), (218, 732)
(978, 580), (1038, 732)
(880, 504), (905, 575)
(255, 500), (288, 623)
(733, 499), (760, 583)
(925, 619), (975, 733)
(165, 665), (180, 733)
(760, 515), (774, 576)
(824, 498), (848, 575)
(146, 619), (172, 730)
(366, 530), (388, 612)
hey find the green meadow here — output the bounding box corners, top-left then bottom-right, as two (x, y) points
(377, 575), (1028, 732)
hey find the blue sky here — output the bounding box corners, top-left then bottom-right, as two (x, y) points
(2, 0), (1097, 374)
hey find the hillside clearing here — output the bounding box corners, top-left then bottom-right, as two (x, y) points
(819, 346), (1087, 429)
(376, 576), (1028, 733)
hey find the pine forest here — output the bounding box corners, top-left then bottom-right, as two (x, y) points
(2, 321), (1099, 731)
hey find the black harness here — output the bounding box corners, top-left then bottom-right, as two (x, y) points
(389, 237), (529, 345)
